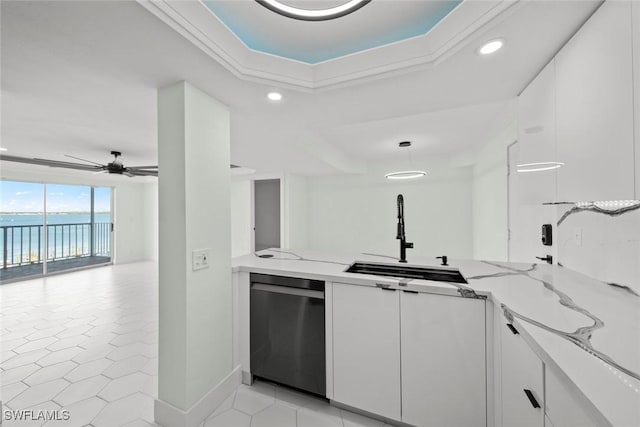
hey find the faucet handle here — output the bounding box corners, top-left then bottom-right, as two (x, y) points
(436, 255), (448, 266)
(405, 242), (414, 249)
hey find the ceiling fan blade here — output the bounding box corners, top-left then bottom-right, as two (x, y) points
(93, 169), (108, 175)
(127, 169), (158, 177)
(123, 171), (136, 178)
(127, 165), (158, 170)
(1, 154), (103, 172)
(64, 154), (105, 166)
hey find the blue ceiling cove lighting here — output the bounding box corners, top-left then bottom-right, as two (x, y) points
(201, 0), (462, 64)
(255, 0), (371, 21)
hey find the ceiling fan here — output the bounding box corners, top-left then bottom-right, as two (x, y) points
(0, 151), (158, 177)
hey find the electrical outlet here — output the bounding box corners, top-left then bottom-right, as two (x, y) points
(192, 249), (210, 271)
(573, 228), (582, 247)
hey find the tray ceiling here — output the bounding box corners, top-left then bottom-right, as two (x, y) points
(138, 0), (518, 90)
(201, 0), (462, 64)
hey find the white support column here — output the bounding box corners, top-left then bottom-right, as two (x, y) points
(155, 81), (238, 427)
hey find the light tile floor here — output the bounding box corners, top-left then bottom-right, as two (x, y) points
(1, 263), (390, 427)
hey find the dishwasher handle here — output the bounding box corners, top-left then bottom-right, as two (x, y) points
(251, 283), (325, 300)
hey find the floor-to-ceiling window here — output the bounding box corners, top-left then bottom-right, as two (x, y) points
(0, 180), (113, 282)
(0, 181), (45, 279)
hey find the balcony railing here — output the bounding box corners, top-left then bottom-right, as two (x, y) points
(1, 222), (111, 269)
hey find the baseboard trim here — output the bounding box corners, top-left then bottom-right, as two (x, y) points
(241, 370), (252, 385)
(154, 365), (242, 427)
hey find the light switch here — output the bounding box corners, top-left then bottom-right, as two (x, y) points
(192, 249), (210, 271)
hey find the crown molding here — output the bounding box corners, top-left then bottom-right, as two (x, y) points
(137, 0), (521, 91)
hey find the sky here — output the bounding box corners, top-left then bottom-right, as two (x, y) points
(0, 181), (111, 213)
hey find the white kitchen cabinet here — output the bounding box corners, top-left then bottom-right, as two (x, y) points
(545, 364), (599, 427)
(556, 1), (635, 201)
(400, 290), (486, 427)
(332, 283), (401, 420)
(500, 319), (544, 427)
(516, 59), (558, 204)
(545, 415), (555, 427)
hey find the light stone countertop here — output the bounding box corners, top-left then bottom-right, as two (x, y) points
(232, 248), (640, 427)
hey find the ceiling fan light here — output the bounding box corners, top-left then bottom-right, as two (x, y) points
(385, 170), (427, 180)
(255, 0), (371, 21)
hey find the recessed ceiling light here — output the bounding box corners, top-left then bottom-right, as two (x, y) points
(0, 147), (7, 152)
(267, 91), (283, 101)
(255, 0), (371, 21)
(479, 39), (504, 55)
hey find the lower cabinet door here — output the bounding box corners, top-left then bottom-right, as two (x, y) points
(501, 320), (544, 427)
(400, 291), (487, 427)
(545, 364), (599, 427)
(332, 283), (401, 420)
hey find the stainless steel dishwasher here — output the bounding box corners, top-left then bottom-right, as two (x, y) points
(250, 273), (326, 396)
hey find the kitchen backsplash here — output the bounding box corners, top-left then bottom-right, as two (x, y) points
(556, 201), (640, 296)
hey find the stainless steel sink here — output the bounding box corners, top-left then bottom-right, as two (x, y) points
(345, 262), (467, 284)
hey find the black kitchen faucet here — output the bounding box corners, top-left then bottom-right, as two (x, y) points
(396, 194), (413, 263)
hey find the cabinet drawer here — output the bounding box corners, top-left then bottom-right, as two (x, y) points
(501, 320), (544, 427)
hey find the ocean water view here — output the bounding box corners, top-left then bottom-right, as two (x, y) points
(0, 212), (112, 267)
(0, 212), (111, 226)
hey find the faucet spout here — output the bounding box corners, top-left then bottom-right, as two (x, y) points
(396, 194), (413, 263)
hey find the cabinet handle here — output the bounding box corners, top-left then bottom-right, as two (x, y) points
(402, 290), (419, 294)
(523, 389), (541, 409)
(506, 323), (519, 335)
(380, 287), (396, 292)
(376, 284), (396, 292)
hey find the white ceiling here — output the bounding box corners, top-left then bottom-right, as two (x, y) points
(1, 0), (602, 180)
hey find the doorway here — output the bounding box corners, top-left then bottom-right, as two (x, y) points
(254, 179), (281, 251)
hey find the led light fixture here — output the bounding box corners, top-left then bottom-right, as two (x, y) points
(385, 171), (427, 180)
(385, 141), (426, 180)
(516, 161), (565, 173)
(255, 0), (371, 21)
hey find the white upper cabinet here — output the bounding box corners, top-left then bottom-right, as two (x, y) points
(634, 2), (640, 199)
(517, 59), (558, 204)
(556, 1), (635, 201)
(332, 283), (401, 421)
(400, 291), (486, 427)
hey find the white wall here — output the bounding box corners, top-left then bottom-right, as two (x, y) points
(284, 174), (308, 249)
(304, 167), (474, 260)
(112, 184), (147, 264)
(231, 179), (251, 257)
(142, 181), (158, 262)
(0, 165), (153, 264)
